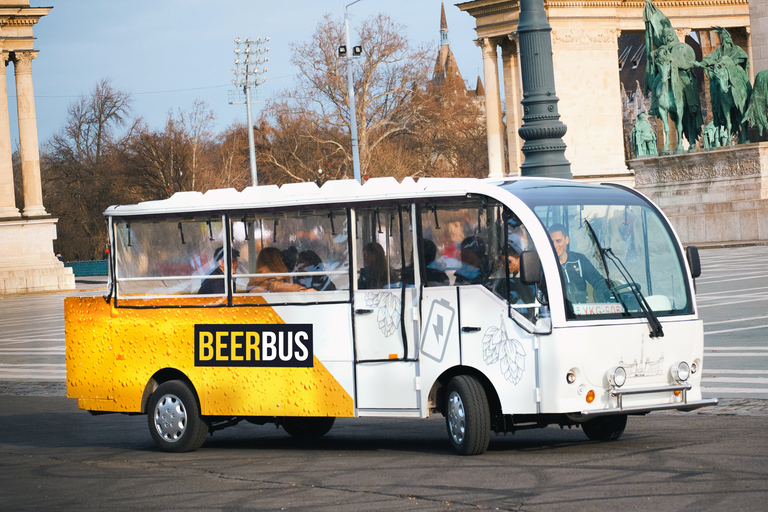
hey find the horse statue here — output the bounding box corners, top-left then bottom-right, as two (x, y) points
(650, 43), (702, 152)
(643, 1), (702, 152)
(696, 28), (752, 145)
(709, 57), (750, 143)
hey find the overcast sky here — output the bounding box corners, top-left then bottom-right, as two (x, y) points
(9, 0), (481, 147)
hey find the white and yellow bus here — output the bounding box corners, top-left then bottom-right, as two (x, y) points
(65, 177), (717, 455)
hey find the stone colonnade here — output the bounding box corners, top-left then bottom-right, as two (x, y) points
(0, 51), (45, 218)
(475, 28), (631, 184)
(0, 2), (74, 294)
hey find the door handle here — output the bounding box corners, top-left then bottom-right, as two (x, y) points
(461, 326), (481, 333)
(355, 308), (374, 315)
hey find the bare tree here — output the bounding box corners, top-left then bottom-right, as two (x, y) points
(41, 78), (132, 260)
(265, 13), (432, 181)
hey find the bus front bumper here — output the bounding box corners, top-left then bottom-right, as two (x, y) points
(570, 383), (719, 418)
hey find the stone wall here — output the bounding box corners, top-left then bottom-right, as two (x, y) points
(629, 142), (768, 245)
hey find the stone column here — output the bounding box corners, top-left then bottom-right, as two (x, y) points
(502, 36), (523, 175)
(0, 53), (20, 218)
(13, 51), (46, 218)
(746, 26), (755, 83)
(478, 37), (506, 177)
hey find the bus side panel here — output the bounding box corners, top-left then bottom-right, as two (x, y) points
(67, 296), (354, 416)
(419, 288), (462, 414)
(65, 297), (115, 409)
(538, 320), (704, 414)
(458, 287), (538, 415)
(202, 300), (355, 417)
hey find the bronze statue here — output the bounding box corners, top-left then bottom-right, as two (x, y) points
(695, 28), (751, 144)
(643, 0), (703, 152)
(630, 112), (658, 157)
(743, 70), (768, 137)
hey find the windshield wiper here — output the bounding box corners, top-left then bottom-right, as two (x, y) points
(583, 220), (663, 338)
(603, 248), (664, 338)
(582, 220), (631, 316)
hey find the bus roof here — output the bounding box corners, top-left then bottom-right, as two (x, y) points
(103, 176), (598, 217)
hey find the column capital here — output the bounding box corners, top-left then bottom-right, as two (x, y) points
(674, 28), (691, 42)
(501, 35), (518, 57)
(12, 51), (38, 75)
(476, 36), (507, 56)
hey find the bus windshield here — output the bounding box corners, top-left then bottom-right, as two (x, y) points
(501, 181), (693, 319)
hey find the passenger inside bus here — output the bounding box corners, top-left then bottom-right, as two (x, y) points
(492, 234), (535, 305)
(293, 250), (336, 291)
(423, 239), (449, 286)
(358, 242), (387, 289)
(248, 247), (313, 293)
(198, 247), (240, 295)
(548, 223), (610, 303)
(454, 236), (489, 286)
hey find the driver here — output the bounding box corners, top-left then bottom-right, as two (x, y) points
(548, 224), (610, 303)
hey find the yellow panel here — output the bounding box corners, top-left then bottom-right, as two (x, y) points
(65, 297), (114, 401)
(65, 296), (354, 417)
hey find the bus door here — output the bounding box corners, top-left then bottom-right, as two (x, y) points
(352, 205), (419, 412)
(420, 199), (539, 415)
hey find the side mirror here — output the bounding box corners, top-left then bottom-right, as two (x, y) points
(686, 246), (701, 279)
(519, 251), (542, 285)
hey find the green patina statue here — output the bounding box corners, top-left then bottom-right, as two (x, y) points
(694, 27), (751, 144)
(703, 121), (730, 148)
(630, 112), (658, 157)
(643, 0), (703, 152)
(743, 71), (768, 137)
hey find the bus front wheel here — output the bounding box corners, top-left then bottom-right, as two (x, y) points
(445, 375), (491, 455)
(147, 380), (209, 452)
(581, 414), (627, 441)
(281, 417), (335, 439)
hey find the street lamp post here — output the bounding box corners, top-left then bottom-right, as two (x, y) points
(232, 36), (270, 187)
(516, 0), (572, 179)
(342, 0), (363, 183)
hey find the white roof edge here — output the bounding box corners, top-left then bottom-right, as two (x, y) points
(104, 176), (539, 217)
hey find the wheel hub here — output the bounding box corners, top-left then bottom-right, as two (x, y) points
(447, 391), (466, 444)
(153, 393), (187, 442)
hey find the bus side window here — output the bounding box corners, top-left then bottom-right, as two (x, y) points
(419, 200), (504, 290)
(114, 216), (225, 299)
(354, 206), (413, 290)
(231, 208), (349, 299)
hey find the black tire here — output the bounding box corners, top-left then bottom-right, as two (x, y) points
(147, 380), (209, 452)
(282, 417), (335, 439)
(444, 375), (491, 455)
(581, 414), (627, 441)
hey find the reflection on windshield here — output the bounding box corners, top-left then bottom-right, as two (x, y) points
(533, 202), (691, 319)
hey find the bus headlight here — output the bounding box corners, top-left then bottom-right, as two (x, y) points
(671, 361), (690, 382)
(608, 366), (627, 387)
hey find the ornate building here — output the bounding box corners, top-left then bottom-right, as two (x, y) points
(0, 1), (74, 294)
(456, 0), (751, 183)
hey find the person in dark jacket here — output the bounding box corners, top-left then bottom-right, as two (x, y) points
(454, 236), (489, 286)
(548, 224), (609, 303)
(198, 247), (239, 295)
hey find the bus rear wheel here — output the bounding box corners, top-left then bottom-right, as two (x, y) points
(147, 380), (209, 452)
(282, 417), (335, 439)
(445, 375), (491, 455)
(581, 414), (627, 441)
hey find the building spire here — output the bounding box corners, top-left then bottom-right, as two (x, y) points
(440, 3), (449, 47)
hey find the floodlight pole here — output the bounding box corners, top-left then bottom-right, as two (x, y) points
(344, 1), (362, 183)
(232, 37), (270, 186)
(244, 85), (257, 186)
